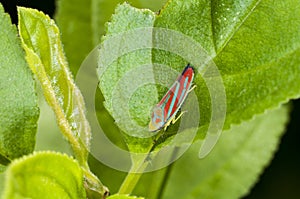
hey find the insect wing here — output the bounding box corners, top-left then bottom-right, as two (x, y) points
(158, 65), (195, 123)
(176, 66), (194, 109)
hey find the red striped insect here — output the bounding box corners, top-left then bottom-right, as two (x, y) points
(149, 64), (195, 132)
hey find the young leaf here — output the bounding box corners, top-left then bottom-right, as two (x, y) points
(18, 7), (110, 197)
(0, 4), (39, 163)
(162, 106), (289, 199)
(2, 152), (86, 199)
(17, 6), (91, 166)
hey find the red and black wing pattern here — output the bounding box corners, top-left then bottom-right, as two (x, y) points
(158, 64), (195, 123)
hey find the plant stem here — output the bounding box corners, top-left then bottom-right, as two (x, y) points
(50, 97), (87, 165)
(118, 172), (143, 194)
(118, 153), (149, 194)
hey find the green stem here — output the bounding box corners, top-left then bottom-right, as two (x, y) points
(118, 132), (167, 194)
(118, 172), (143, 194)
(119, 145), (180, 196)
(118, 153), (150, 194)
(33, 56), (107, 197)
(32, 64), (88, 167)
(50, 97), (87, 165)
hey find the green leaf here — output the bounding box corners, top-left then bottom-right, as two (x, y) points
(18, 7), (109, 197)
(0, 4), (39, 163)
(108, 194), (144, 199)
(2, 151), (86, 199)
(55, 1), (167, 170)
(98, 0), (300, 152)
(17, 7), (91, 166)
(162, 105), (289, 199)
(135, 0), (167, 11)
(211, 0), (300, 128)
(98, 3), (156, 148)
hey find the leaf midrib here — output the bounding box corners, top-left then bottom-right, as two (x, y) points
(221, 45), (300, 78)
(212, 0), (262, 57)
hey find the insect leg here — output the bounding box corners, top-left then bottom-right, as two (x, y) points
(163, 110), (187, 131)
(171, 111), (187, 124)
(164, 119), (172, 131)
(188, 85), (196, 93)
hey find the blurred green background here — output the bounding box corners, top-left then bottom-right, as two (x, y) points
(0, 0), (299, 198)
